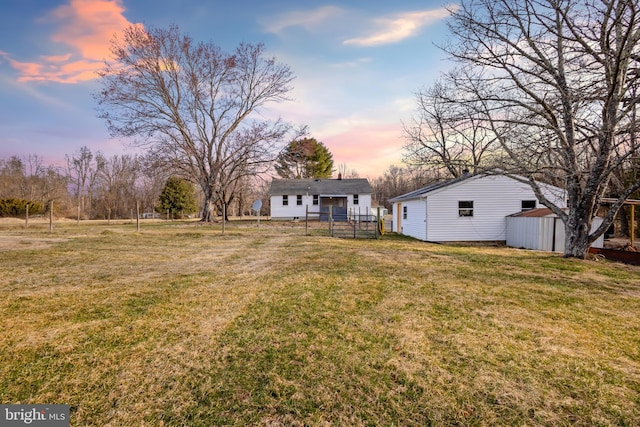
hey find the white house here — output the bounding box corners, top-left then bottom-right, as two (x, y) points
(269, 178), (374, 220)
(389, 172), (567, 242)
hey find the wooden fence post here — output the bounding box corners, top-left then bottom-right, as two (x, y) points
(222, 204), (226, 235)
(329, 206), (333, 237)
(49, 201), (53, 233)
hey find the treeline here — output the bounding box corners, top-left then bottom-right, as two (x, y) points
(0, 148), (266, 220)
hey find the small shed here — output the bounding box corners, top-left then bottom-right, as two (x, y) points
(506, 208), (604, 252)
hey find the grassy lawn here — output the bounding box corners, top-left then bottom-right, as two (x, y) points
(0, 220), (639, 426)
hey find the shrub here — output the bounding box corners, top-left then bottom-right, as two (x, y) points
(0, 199), (43, 217)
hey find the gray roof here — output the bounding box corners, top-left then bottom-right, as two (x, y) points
(389, 173), (478, 203)
(269, 178), (373, 196)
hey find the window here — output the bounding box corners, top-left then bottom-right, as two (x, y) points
(282, 195), (288, 206)
(297, 195), (302, 206)
(403, 206), (407, 219)
(458, 201), (474, 217)
(313, 195), (319, 205)
(353, 194), (359, 205)
(521, 200), (536, 210)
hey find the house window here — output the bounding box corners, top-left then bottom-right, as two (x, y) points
(282, 195), (288, 206)
(403, 206), (407, 219)
(522, 200), (536, 210)
(313, 195), (319, 205)
(297, 195), (302, 206)
(353, 194), (359, 205)
(458, 201), (474, 217)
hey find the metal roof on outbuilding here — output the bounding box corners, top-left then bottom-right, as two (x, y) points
(507, 208), (555, 217)
(268, 178), (373, 196)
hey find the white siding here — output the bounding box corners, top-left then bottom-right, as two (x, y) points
(399, 199), (427, 241)
(347, 194), (373, 218)
(392, 203), (399, 232)
(270, 195), (315, 219)
(424, 175), (566, 242)
(270, 193), (372, 220)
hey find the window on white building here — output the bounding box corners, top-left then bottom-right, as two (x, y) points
(282, 195), (288, 206)
(458, 201), (474, 217)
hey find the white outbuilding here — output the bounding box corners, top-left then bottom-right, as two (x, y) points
(389, 172), (567, 243)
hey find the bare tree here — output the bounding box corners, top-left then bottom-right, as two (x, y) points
(93, 154), (140, 219)
(66, 146), (100, 219)
(95, 25), (295, 222)
(0, 155), (70, 214)
(371, 165), (441, 209)
(403, 75), (501, 178)
(336, 162), (359, 179)
(442, 0), (640, 258)
(137, 154), (174, 216)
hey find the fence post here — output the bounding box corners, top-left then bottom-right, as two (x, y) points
(25, 203), (29, 228)
(329, 205), (333, 237)
(222, 204), (226, 236)
(136, 201), (140, 233)
(49, 200), (53, 233)
(305, 205), (309, 236)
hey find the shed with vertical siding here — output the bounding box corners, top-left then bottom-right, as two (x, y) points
(506, 208), (604, 252)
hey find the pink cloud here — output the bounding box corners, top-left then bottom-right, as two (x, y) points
(6, 0), (140, 83)
(49, 0), (134, 61)
(322, 123), (404, 178)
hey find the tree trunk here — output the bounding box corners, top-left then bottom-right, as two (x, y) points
(201, 187), (215, 222)
(564, 209), (592, 259)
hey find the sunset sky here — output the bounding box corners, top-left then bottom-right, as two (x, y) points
(0, 0), (456, 178)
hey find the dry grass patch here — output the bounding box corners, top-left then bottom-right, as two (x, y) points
(0, 221), (639, 425)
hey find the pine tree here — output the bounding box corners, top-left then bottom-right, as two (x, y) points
(157, 177), (198, 219)
(275, 138), (334, 179)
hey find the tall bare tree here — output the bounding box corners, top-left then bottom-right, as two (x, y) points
(403, 75), (501, 178)
(93, 154), (140, 219)
(442, 0), (640, 258)
(371, 165), (441, 209)
(95, 25), (295, 221)
(66, 146), (99, 219)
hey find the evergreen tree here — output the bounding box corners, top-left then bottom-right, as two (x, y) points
(157, 177), (198, 218)
(275, 138), (334, 179)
